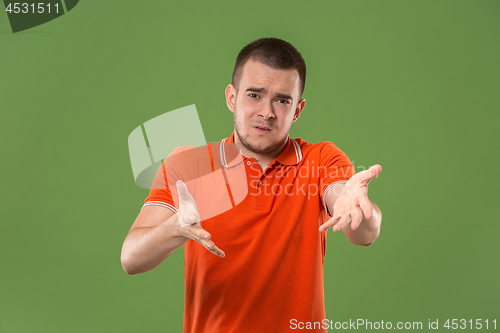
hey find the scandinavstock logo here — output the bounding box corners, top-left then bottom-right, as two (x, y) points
(3, 0), (79, 33)
(128, 105), (248, 221)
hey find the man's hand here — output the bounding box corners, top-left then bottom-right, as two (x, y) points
(319, 164), (382, 233)
(176, 180), (225, 258)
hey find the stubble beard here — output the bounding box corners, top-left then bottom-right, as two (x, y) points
(233, 103), (289, 155)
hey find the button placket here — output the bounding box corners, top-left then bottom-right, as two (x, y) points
(255, 166), (275, 210)
(245, 159), (260, 202)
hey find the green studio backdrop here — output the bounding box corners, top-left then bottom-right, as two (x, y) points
(1, 1), (499, 332)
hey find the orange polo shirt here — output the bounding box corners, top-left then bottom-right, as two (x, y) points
(143, 132), (355, 333)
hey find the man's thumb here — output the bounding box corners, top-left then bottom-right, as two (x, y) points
(176, 180), (190, 199)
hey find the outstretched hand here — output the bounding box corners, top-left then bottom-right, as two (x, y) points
(319, 164), (382, 232)
(176, 180), (225, 258)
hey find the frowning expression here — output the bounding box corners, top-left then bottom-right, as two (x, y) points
(225, 59), (305, 157)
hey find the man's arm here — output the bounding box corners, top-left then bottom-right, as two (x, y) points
(121, 181), (225, 275)
(319, 165), (382, 246)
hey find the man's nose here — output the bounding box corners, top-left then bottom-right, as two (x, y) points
(258, 102), (275, 120)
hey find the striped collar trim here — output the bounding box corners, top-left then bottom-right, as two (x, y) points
(219, 132), (303, 168)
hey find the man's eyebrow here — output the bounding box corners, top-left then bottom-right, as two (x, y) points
(246, 87), (266, 93)
(245, 88), (293, 101)
(275, 93), (293, 101)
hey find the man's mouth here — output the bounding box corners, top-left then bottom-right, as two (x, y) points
(253, 126), (272, 134)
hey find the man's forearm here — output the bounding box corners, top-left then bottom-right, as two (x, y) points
(121, 214), (187, 275)
(343, 202), (381, 246)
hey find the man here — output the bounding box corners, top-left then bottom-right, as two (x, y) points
(121, 37), (382, 332)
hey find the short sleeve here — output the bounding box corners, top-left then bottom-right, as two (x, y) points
(319, 141), (355, 215)
(141, 144), (240, 221)
(141, 146), (194, 213)
(142, 161), (177, 213)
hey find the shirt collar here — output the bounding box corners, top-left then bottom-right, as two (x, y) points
(220, 131), (303, 168)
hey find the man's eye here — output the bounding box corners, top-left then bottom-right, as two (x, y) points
(249, 93), (259, 98)
(278, 99), (290, 104)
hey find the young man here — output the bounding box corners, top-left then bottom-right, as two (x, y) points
(121, 38), (382, 333)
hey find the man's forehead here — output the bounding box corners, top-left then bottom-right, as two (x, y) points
(239, 59), (300, 96)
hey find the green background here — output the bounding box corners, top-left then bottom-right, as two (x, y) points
(1, 0), (499, 332)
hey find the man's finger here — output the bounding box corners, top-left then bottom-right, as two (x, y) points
(200, 239), (225, 258)
(176, 180), (193, 201)
(356, 164), (382, 184)
(189, 224), (225, 258)
(359, 196), (373, 220)
(180, 214), (198, 225)
(351, 208), (363, 231)
(204, 242), (226, 258)
(319, 215), (340, 232)
(334, 213), (352, 233)
(365, 164), (382, 181)
(189, 223), (209, 240)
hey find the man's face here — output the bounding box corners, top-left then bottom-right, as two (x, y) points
(225, 59), (305, 156)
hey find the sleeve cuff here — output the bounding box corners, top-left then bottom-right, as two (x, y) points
(322, 180), (347, 217)
(141, 201), (178, 213)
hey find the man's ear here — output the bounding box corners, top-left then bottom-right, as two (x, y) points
(225, 84), (236, 113)
(292, 98), (306, 122)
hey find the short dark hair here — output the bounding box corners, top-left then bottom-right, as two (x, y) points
(232, 37), (307, 98)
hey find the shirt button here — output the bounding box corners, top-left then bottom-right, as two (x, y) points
(258, 180), (262, 185)
(246, 161), (251, 166)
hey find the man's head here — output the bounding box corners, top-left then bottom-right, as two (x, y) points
(225, 38), (307, 158)
(231, 38), (307, 98)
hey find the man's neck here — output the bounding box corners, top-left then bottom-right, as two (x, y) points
(233, 133), (288, 172)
